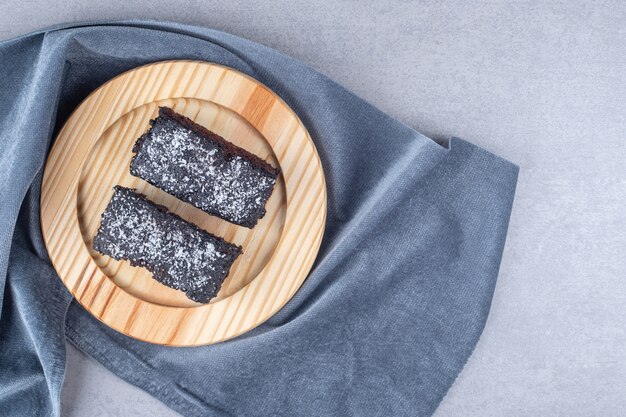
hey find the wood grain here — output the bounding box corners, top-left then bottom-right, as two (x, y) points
(41, 61), (326, 346)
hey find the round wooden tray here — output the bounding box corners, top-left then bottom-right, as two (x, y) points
(41, 61), (326, 346)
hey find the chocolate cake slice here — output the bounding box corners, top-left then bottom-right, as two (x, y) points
(93, 186), (242, 304)
(130, 107), (280, 228)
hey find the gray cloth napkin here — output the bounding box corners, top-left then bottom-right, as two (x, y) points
(0, 21), (518, 417)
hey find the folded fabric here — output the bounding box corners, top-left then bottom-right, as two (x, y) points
(0, 21), (518, 417)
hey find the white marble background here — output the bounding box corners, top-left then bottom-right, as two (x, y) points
(1, 1), (624, 416)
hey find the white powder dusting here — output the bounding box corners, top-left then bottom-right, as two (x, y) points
(130, 112), (278, 227)
(93, 187), (241, 303)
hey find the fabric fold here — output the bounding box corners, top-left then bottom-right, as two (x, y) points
(0, 21), (518, 417)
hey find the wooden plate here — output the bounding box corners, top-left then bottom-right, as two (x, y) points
(41, 61), (326, 346)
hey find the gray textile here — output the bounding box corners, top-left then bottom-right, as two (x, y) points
(0, 21), (517, 417)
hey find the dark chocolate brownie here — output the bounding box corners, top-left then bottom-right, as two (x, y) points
(93, 186), (242, 304)
(130, 107), (280, 228)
